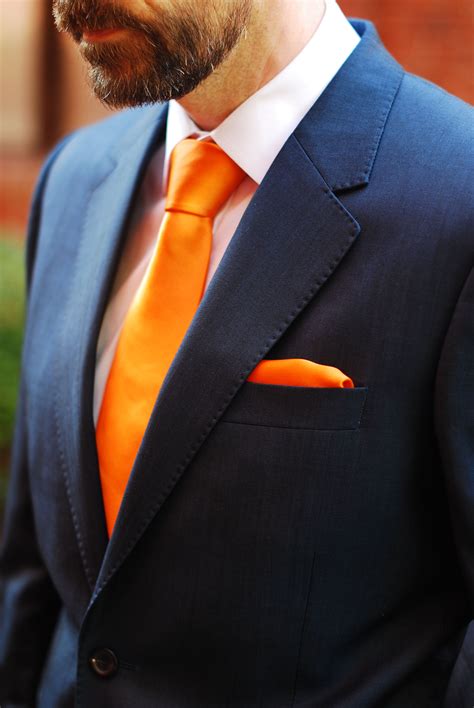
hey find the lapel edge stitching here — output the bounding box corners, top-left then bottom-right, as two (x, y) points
(332, 60), (404, 192)
(54, 164), (116, 592)
(91, 139), (361, 601)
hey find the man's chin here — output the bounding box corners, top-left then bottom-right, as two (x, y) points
(85, 60), (211, 108)
(81, 27), (131, 43)
(86, 70), (187, 108)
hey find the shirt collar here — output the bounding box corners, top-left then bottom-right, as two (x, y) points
(164, 0), (360, 186)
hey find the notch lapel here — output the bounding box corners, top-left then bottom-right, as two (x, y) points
(54, 106), (168, 591)
(91, 19), (404, 598)
(94, 133), (360, 595)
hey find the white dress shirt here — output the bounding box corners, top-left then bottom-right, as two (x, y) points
(93, 0), (360, 423)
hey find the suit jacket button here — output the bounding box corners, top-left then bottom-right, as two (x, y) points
(89, 648), (118, 677)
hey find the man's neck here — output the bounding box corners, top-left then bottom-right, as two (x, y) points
(177, 0), (327, 131)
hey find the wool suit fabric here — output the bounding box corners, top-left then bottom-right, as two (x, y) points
(0, 20), (473, 708)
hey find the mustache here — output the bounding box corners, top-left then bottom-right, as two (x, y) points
(52, 0), (152, 41)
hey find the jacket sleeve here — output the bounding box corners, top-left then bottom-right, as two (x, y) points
(0, 137), (74, 708)
(434, 266), (474, 708)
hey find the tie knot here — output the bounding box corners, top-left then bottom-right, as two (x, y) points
(165, 139), (246, 218)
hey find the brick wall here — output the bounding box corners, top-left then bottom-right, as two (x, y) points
(1, 0), (471, 235)
(340, 0), (473, 103)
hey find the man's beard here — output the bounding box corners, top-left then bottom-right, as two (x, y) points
(52, 0), (252, 109)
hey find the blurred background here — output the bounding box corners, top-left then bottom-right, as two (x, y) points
(0, 0), (473, 520)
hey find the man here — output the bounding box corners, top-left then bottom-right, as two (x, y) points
(0, 0), (472, 705)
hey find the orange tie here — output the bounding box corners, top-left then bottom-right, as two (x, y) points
(96, 139), (245, 536)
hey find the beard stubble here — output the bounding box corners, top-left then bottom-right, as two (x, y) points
(52, 0), (252, 108)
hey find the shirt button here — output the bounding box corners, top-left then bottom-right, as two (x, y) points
(89, 647), (118, 678)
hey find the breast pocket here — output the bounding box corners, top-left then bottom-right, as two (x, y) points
(186, 381), (370, 687)
(220, 381), (368, 431)
(207, 382), (369, 560)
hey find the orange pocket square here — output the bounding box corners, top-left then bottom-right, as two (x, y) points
(247, 358), (354, 389)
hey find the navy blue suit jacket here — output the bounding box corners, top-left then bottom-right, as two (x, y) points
(1, 20), (473, 708)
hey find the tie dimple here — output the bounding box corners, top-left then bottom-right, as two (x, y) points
(165, 139), (246, 218)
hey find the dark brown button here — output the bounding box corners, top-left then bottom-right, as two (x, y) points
(89, 647), (118, 678)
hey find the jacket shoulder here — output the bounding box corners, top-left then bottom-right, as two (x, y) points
(25, 105), (166, 283)
(371, 70), (474, 265)
(66, 105), (162, 154)
(380, 70), (473, 214)
(43, 104), (166, 187)
(403, 71), (472, 112)
(390, 71), (473, 169)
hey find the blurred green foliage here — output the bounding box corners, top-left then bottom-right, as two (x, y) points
(0, 237), (25, 519)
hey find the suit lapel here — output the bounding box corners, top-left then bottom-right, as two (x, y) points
(91, 20), (404, 597)
(55, 105), (168, 591)
(94, 133), (360, 594)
